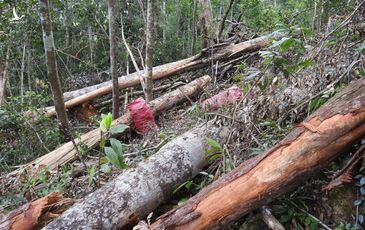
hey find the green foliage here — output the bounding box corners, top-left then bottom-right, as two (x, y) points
(206, 137), (224, 161)
(99, 113), (129, 170)
(0, 92), (60, 171)
(261, 26), (314, 77)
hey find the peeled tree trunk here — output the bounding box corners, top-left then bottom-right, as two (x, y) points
(151, 78), (365, 230)
(9, 76), (211, 176)
(40, 32), (283, 117)
(42, 122), (228, 230)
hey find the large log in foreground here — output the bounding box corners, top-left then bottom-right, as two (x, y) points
(9, 76), (211, 176)
(42, 32), (283, 117)
(151, 78), (365, 230)
(42, 123), (228, 230)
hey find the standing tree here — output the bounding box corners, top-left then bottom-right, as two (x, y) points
(108, 0), (120, 118)
(145, 0), (155, 102)
(0, 47), (10, 106)
(38, 0), (69, 139)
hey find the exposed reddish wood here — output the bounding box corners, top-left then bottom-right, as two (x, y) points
(151, 78), (365, 230)
(0, 192), (74, 230)
(40, 32), (283, 117)
(8, 76), (211, 176)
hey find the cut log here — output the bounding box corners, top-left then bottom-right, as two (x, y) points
(41, 32), (283, 117)
(8, 75), (211, 176)
(42, 122), (229, 230)
(0, 192), (74, 230)
(151, 78), (365, 230)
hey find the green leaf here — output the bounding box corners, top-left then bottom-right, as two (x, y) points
(354, 199), (362, 206)
(206, 138), (222, 150)
(100, 164), (112, 173)
(87, 165), (96, 186)
(100, 156), (110, 164)
(208, 153), (222, 161)
(100, 113), (113, 130)
(109, 124), (129, 134)
(105, 147), (128, 170)
(110, 138), (124, 154)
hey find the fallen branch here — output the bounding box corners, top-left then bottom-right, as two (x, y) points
(40, 32), (283, 117)
(42, 122), (228, 230)
(151, 78), (365, 229)
(8, 75), (211, 176)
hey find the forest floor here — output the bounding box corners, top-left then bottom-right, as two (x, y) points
(1, 28), (365, 229)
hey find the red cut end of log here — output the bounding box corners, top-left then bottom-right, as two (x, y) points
(127, 97), (158, 134)
(201, 86), (243, 111)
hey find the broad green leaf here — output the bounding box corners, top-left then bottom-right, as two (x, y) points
(110, 138), (124, 154)
(109, 124), (129, 134)
(105, 147), (127, 169)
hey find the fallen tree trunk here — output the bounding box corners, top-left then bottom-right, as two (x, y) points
(41, 32), (283, 117)
(42, 122), (228, 230)
(9, 75), (211, 176)
(151, 78), (365, 230)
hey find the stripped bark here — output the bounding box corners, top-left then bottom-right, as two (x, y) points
(0, 192), (74, 230)
(9, 75), (211, 176)
(38, 32), (283, 117)
(42, 122), (228, 230)
(151, 78), (365, 230)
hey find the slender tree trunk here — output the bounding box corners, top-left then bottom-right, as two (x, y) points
(191, 0), (198, 54)
(162, 0), (167, 45)
(0, 47), (10, 106)
(20, 41), (26, 104)
(27, 49), (31, 92)
(217, 0), (234, 40)
(145, 0), (155, 102)
(312, 0), (317, 32)
(108, 0), (120, 118)
(199, 0), (213, 49)
(87, 23), (94, 65)
(38, 0), (70, 139)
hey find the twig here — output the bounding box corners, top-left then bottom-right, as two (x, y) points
(120, 15), (147, 96)
(260, 206), (286, 230)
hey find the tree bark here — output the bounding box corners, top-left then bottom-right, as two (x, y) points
(0, 47), (10, 106)
(199, 0), (214, 49)
(9, 76), (211, 176)
(145, 0), (155, 102)
(40, 32), (283, 117)
(108, 0), (120, 119)
(0, 192), (74, 230)
(42, 122), (227, 230)
(38, 0), (70, 139)
(151, 78), (365, 230)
